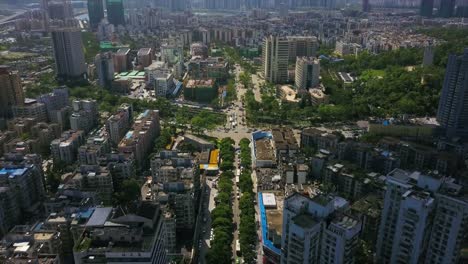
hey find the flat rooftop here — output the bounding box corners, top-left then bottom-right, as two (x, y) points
(186, 79), (215, 88)
(292, 213), (317, 229)
(86, 207), (112, 227)
(255, 138), (275, 161)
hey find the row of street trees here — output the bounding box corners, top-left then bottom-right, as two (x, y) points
(238, 138), (257, 263)
(206, 138), (236, 263)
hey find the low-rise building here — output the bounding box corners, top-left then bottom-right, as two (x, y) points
(253, 131), (276, 168)
(72, 204), (168, 264)
(309, 88), (329, 106)
(64, 165), (114, 205)
(184, 79), (218, 103)
(335, 41), (361, 56)
(188, 57), (229, 82)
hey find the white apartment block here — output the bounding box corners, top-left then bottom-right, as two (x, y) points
(376, 169), (468, 264)
(263, 35), (289, 84)
(281, 192), (360, 264)
(295, 57), (320, 90)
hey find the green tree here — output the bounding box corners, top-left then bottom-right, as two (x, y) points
(114, 179), (141, 205)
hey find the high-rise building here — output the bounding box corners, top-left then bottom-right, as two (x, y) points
(172, 0), (188, 11)
(295, 57), (320, 90)
(70, 99), (99, 133)
(439, 0), (455, 17)
(106, 104), (133, 145)
(281, 193), (361, 264)
(420, 0), (434, 16)
(87, 0), (105, 30)
(36, 87), (70, 126)
(12, 99), (48, 123)
(376, 169), (468, 264)
(363, 0), (371, 12)
(0, 66), (24, 119)
(48, 0), (74, 20)
(118, 110), (160, 166)
(263, 36), (289, 84)
(106, 0), (125, 26)
(456, 3), (468, 17)
(51, 29), (87, 80)
(113, 48), (131, 73)
(0, 164), (45, 219)
(422, 43), (434, 66)
(287, 36), (319, 62)
(436, 49), (468, 139)
(95, 52), (115, 88)
(137, 48), (153, 67)
(51, 130), (85, 164)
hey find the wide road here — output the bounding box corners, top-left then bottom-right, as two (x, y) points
(206, 63), (270, 263)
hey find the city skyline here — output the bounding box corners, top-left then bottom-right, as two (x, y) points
(0, 1), (467, 264)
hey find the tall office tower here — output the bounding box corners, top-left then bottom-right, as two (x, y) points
(87, 0), (105, 30)
(436, 49), (468, 139)
(322, 0), (336, 8)
(51, 29), (87, 80)
(295, 57), (320, 90)
(456, 1), (468, 17)
(246, 0), (260, 8)
(205, 0), (216, 9)
(226, 0), (241, 9)
(287, 36), (319, 62)
(48, 0), (74, 20)
(422, 43), (434, 66)
(106, 0), (125, 26)
(376, 169), (468, 264)
(41, 0), (49, 11)
(263, 36), (289, 84)
(363, 0), (371, 12)
(420, 0), (434, 16)
(439, 0), (455, 17)
(281, 193), (361, 264)
(0, 66), (24, 119)
(95, 52), (115, 88)
(172, 0), (188, 11)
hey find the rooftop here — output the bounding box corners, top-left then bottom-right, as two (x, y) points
(332, 215), (360, 230)
(351, 194), (382, 218)
(138, 48), (152, 56)
(86, 207), (113, 227)
(0, 167), (29, 178)
(255, 138), (275, 161)
(186, 79), (215, 88)
(292, 213), (317, 229)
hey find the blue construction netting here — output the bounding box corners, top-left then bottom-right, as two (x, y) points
(258, 192), (281, 255)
